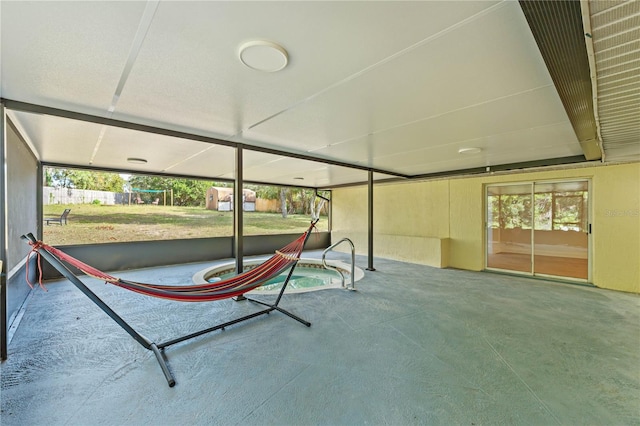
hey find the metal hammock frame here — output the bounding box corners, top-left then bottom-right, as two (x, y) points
(21, 220), (317, 387)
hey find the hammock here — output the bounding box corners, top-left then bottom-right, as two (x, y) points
(21, 220), (318, 387)
(27, 223), (312, 302)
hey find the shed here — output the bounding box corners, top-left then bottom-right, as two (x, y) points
(206, 187), (256, 211)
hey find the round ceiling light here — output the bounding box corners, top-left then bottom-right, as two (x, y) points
(458, 147), (482, 155)
(238, 40), (289, 72)
(127, 157), (148, 164)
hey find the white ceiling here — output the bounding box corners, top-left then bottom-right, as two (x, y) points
(0, 1), (605, 188)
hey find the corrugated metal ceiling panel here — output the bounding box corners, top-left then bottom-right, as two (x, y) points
(589, 0), (640, 161)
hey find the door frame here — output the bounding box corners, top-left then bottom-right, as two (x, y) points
(484, 178), (592, 283)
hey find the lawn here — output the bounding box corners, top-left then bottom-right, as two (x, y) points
(42, 204), (324, 245)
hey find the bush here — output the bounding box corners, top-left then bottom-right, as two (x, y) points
(92, 199), (101, 205)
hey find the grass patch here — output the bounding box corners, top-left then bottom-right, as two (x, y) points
(43, 204), (324, 245)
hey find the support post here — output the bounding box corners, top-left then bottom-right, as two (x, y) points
(0, 102), (7, 360)
(233, 145), (246, 301)
(367, 170), (375, 271)
(37, 163), (43, 241)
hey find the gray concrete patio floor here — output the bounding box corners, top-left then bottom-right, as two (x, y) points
(2, 252), (639, 425)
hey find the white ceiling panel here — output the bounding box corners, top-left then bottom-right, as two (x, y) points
(396, 143), (585, 176)
(162, 145), (237, 179)
(243, 2), (556, 154)
(91, 126), (228, 173)
(240, 151), (372, 188)
(0, 1), (146, 114)
(8, 111), (102, 164)
(112, 1), (500, 137)
(176, 148), (364, 184)
(318, 121), (580, 172)
(236, 151), (396, 188)
(309, 86), (579, 172)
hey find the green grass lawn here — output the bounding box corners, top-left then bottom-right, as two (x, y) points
(43, 204), (324, 245)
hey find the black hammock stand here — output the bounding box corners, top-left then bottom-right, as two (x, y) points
(21, 220), (318, 387)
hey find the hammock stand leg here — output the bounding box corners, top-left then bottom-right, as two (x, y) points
(158, 259), (312, 351)
(245, 260), (312, 327)
(21, 235), (177, 388)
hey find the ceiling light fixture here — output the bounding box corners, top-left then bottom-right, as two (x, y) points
(458, 147), (482, 155)
(127, 157), (148, 164)
(238, 40), (289, 72)
(293, 177), (304, 180)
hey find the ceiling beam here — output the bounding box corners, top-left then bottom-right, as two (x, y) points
(326, 155), (589, 189)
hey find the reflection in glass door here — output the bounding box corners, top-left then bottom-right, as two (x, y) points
(487, 184), (533, 273)
(533, 181), (589, 280)
(486, 180), (590, 281)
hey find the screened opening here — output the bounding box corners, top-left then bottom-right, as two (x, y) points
(43, 167), (329, 246)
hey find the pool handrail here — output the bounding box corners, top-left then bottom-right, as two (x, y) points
(322, 238), (356, 290)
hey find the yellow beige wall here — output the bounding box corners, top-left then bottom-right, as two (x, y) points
(333, 180), (450, 267)
(332, 162), (640, 293)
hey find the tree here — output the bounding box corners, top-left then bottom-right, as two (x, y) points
(280, 187), (288, 218)
(44, 167), (125, 192)
(310, 192), (328, 220)
(247, 184), (329, 218)
(128, 175), (218, 206)
(93, 172), (126, 192)
(247, 184), (290, 218)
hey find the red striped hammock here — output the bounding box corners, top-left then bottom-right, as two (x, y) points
(27, 221), (317, 302)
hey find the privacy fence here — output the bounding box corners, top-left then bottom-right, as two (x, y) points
(44, 187), (126, 205)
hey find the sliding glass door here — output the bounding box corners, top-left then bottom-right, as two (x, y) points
(486, 180), (590, 281)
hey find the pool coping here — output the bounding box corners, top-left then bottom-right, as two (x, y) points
(192, 257), (364, 294)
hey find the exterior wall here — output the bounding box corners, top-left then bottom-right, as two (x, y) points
(332, 162), (640, 293)
(592, 163), (640, 292)
(6, 119), (39, 328)
(332, 180), (450, 267)
(449, 178), (483, 271)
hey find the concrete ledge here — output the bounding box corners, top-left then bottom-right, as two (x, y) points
(332, 231), (449, 268)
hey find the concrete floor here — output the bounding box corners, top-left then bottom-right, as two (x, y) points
(2, 252), (639, 425)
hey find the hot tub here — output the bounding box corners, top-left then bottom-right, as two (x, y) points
(192, 258), (364, 294)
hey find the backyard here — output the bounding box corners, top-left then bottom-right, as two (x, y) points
(42, 204), (325, 245)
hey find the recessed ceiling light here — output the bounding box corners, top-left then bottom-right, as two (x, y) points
(458, 147), (482, 155)
(127, 157), (148, 164)
(239, 40), (288, 72)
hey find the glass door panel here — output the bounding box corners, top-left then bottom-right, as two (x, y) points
(533, 181), (589, 279)
(487, 184), (533, 273)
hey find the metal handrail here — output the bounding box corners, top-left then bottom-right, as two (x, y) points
(322, 238), (356, 290)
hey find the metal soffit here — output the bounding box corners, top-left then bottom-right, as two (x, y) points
(587, 0), (640, 162)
